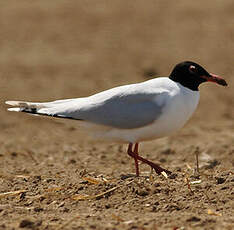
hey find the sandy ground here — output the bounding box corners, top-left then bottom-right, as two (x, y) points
(0, 1), (233, 229)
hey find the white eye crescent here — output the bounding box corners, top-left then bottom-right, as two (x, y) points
(189, 65), (196, 71)
(189, 65), (196, 73)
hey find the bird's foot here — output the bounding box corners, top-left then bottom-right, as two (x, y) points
(148, 162), (172, 175)
(127, 143), (171, 176)
(134, 153), (171, 175)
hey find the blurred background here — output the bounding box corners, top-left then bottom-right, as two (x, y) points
(1, 1), (233, 102)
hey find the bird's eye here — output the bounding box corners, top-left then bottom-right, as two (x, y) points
(189, 65), (196, 73)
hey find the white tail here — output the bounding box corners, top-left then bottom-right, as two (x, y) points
(6, 100), (45, 108)
(5, 100), (49, 114)
(5, 99), (79, 120)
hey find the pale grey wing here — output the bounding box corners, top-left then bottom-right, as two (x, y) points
(7, 79), (169, 129)
(60, 92), (168, 129)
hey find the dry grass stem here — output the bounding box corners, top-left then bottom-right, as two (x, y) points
(0, 190), (27, 199)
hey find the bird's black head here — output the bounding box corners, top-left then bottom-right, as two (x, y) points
(169, 61), (227, 91)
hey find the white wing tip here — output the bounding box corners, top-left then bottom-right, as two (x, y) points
(8, 108), (21, 112)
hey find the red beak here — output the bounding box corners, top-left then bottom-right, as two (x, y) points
(201, 73), (228, 86)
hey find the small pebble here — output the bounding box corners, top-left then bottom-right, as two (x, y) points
(216, 177), (226, 184)
(19, 219), (34, 228)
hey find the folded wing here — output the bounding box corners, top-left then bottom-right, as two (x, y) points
(6, 81), (168, 129)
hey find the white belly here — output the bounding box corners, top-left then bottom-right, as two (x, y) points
(90, 84), (200, 143)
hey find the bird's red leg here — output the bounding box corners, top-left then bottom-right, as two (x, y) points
(127, 143), (139, 176)
(133, 143), (139, 176)
(127, 143), (171, 175)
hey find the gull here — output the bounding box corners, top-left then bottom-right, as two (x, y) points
(5, 61), (227, 176)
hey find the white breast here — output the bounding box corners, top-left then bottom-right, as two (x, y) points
(149, 83), (200, 139)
